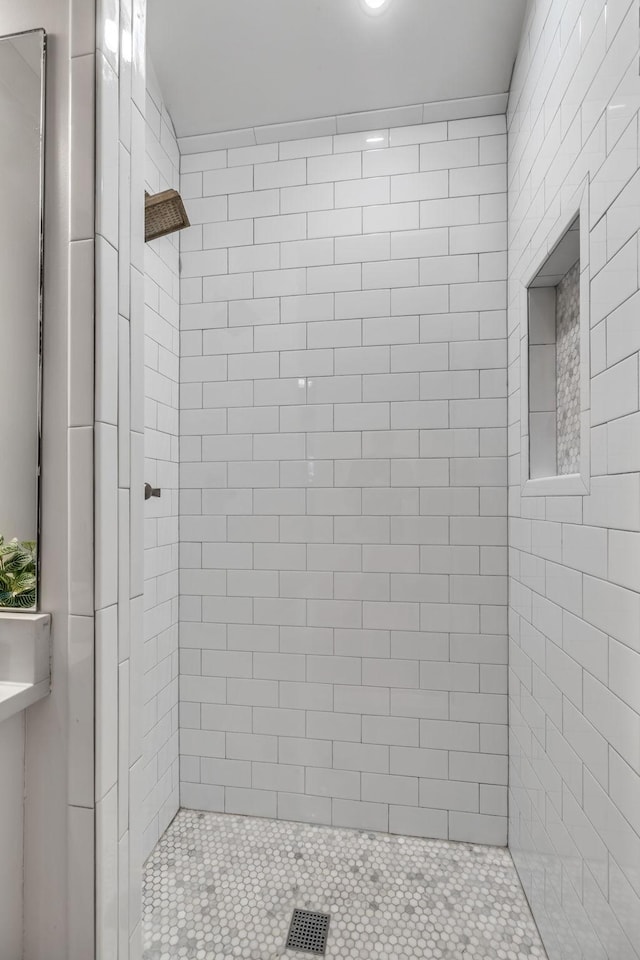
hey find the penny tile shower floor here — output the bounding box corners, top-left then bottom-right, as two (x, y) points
(142, 809), (547, 960)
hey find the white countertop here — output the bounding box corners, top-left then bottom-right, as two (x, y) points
(0, 678), (49, 723)
(0, 612), (51, 722)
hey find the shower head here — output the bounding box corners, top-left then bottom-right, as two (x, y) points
(144, 189), (190, 242)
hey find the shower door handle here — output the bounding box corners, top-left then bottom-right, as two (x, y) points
(144, 482), (162, 500)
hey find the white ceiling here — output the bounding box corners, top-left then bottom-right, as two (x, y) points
(148, 0), (527, 140)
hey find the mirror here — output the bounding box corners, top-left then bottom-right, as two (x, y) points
(0, 29), (46, 610)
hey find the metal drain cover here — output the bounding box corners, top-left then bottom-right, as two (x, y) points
(286, 909), (330, 955)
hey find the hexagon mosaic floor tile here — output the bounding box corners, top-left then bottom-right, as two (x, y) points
(142, 809), (547, 960)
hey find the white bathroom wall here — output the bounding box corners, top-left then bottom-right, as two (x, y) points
(0, 714), (24, 959)
(0, 1), (97, 958)
(142, 59), (180, 861)
(94, 0), (148, 957)
(508, 1), (640, 957)
(177, 116), (510, 843)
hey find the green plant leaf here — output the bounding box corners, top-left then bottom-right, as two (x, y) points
(0, 536), (37, 608)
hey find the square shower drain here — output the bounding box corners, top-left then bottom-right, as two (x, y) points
(286, 909), (330, 955)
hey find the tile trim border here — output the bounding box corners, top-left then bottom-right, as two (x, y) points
(178, 93), (509, 155)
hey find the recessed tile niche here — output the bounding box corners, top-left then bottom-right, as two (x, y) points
(527, 215), (581, 479)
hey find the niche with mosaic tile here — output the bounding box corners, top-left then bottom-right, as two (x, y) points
(527, 215), (581, 479)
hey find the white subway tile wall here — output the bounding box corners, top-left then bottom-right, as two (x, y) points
(178, 115), (509, 843)
(508, 2), (640, 959)
(95, 1), (149, 956)
(142, 61), (180, 862)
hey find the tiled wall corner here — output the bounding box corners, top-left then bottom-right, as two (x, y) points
(508, 1), (640, 958)
(177, 114), (510, 844)
(67, 2), (97, 958)
(95, 0), (147, 957)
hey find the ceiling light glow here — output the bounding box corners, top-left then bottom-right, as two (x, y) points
(361, 0), (390, 14)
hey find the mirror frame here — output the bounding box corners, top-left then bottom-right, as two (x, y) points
(0, 28), (47, 611)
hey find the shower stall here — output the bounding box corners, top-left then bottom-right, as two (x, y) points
(90, 1), (640, 959)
